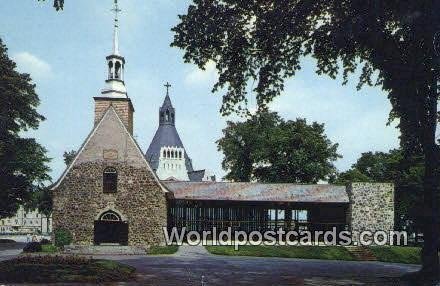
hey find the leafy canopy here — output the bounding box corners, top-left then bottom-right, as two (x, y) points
(172, 1), (439, 154)
(218, 111), (340, 183)
(0, 38), (51, 218)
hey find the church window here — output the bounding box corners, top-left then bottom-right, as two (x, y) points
(171, 113), (175, 123)
(165, 110), (170, 121)
(100, 211), (121, 222)
(171, 151), (175, 158)
(163, 150), (166, 158)
(167, 150), (171, 158)
(160, 112), (165, 123)
(115, 61), (121, 79)
(103, 167), (118, 193)
(179, 151), (182, 158)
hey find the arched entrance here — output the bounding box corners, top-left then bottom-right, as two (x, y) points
(94, 210), (128, 245)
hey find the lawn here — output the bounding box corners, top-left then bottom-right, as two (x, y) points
(368, 246), (422, 264)
(149, 245), (179, 255)
(206, 245), (356, 261)
(0, 256), (136, 283)
(41, 244), (58, 253)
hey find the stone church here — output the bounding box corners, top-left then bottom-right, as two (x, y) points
(52, 1), (395, 251)
(52, 2), (168, 247)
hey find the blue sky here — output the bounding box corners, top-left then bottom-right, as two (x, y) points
(0, 0), (400, 181)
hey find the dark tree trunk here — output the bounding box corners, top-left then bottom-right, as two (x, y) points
(420, 72), (440, 280)
(421, 150), (440, 279)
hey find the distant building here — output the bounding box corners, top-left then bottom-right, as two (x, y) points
(145, 83), (216, 182)
(0, 206), (52, 234)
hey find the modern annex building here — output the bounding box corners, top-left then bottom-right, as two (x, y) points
(52, 2), (395, 249)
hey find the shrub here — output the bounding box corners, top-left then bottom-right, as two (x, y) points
(54, 228), (73, 248)
(23, 242), (42, 253)
(40, 238), (51, 245)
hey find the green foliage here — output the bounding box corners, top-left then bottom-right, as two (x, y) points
(54, 228), (73, 247)
(218, 111), (340, 183)
(0, 38), (51, 219)
(206, 245), (355, 261)
(368, 246), (422, 265)
(23, 242), (42, 253)
(0, 257), (135, 283)
(148, 245), (179, 255)
(37, 0), (64, 11)
(63, 150), (77, 166)
(41, 244), (58, 253)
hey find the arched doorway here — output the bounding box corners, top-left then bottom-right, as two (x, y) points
(94, 210), (128, 245)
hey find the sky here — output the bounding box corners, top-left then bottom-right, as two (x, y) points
(0, 0), (400, 182)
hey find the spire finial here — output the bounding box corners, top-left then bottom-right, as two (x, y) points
(111, 0), (121, 55)
(164, 82), (172, 96)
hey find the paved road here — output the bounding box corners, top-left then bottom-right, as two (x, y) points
(0, 242), (24, 261)
(0, 244), (422, 285)
(97, 245), (421, 285)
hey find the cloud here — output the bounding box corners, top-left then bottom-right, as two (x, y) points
(12, 52), (52, 80)
(184, 61), (218, 87)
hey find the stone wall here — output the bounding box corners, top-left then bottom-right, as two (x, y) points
(347, 182), (394, 234)
(53, 161), (167, 246)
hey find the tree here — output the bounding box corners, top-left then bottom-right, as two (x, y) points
(218, 111), (340, 183)
(38, 0), (64, 10)
(0, 38), (51, 219)
(172, 1), (440, 278)
(63, 150), (76, 166)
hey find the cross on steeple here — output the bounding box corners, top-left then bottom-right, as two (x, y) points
(111, 0), (121, 55)
(112, 0), (121, 21)
(164, 82), (172, 96)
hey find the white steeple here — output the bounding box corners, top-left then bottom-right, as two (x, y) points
(101, 0), (127, 98)
(112, 0), (121, 56)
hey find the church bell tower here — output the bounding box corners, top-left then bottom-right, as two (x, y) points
(94, 0), (134, 134)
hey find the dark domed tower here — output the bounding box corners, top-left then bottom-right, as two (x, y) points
(145, 83), (194, 181)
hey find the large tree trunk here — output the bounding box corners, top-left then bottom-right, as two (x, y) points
(420, 72), (440, 280)
(421, 151), (440, 280)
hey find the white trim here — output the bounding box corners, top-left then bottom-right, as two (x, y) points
(51, 106), (168, 193)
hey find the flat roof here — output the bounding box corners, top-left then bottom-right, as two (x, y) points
(163, 181), (349, 203)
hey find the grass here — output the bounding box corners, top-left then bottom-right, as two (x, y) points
(149, 245), (179, 255)
(41, 244), (59, 253)
(368, 246), (422, 264)
(0, 256), (136, 283)
(206, 245), (356, 261)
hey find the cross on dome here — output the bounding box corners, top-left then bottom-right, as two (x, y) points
(164, 82), (172, 96)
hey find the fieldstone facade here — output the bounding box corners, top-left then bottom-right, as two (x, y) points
(52, 107), (167, 247)
(347, 182), (394, 234)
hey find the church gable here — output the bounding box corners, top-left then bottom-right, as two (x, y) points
(53, 106), (165, 191)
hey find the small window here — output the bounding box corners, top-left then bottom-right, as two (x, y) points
(103, 167), (118, 193)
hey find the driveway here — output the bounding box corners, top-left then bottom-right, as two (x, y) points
(0, 244), (421, 285)
(0, 242), (24, 261)
(98, 245), (421, 285)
